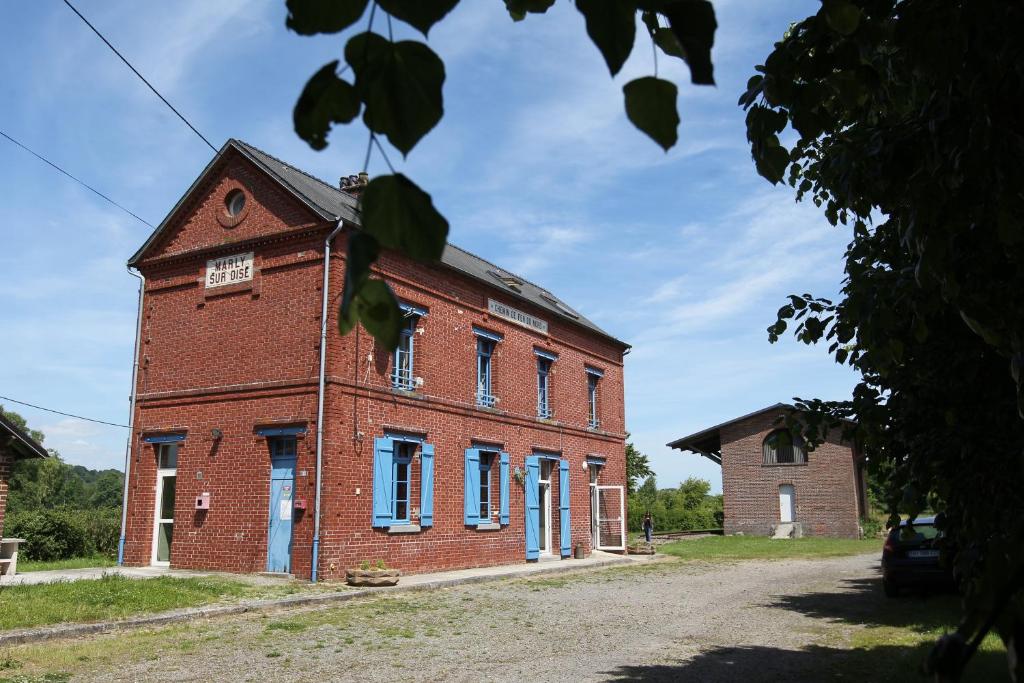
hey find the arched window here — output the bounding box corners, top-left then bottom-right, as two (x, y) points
(763, 429), (806, 465)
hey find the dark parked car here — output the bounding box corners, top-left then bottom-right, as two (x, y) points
(881, 516), (956, 597)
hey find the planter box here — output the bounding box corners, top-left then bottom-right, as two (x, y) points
(345, 568), (401, 587)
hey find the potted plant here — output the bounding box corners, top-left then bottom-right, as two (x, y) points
(345, 559), (401, 587)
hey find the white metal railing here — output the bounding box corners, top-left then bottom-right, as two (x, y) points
(392, 367), (415, 390)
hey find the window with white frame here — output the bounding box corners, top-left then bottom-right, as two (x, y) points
(586, 367), (603, 429)
(464, 448), (509, 527)
(474, 327), (502, 407)
(762, 429), (807, 465)
(479, 453), (492, 521)
(392, 441), (414, 523)
(371, 435), (435, 529)
(536, 349), (556, 419)
(392, 315), (417, 390)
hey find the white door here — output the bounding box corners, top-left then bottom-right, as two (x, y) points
(538, 460), (552, 555)
(151, 444), (178, 566)
(779, 484), (795, 523)
(589, 465), (600, 548)
(596, 485), (626, 550)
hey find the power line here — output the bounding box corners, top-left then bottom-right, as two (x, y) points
(0, 129), (154, 228)
(62, 0), (218, 154)
(0, 395), (129, 429)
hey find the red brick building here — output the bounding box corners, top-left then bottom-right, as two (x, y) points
(118, 140), (629, 580)
(668, 404), (867, 538)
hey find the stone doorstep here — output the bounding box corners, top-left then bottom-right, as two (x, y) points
(0, 554), (650, 647)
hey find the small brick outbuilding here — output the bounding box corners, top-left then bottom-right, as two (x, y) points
(668, 404), (867, 538)
(0, 412), (48, 538)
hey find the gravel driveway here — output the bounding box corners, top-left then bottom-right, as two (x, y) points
(68, 552), (882, 682)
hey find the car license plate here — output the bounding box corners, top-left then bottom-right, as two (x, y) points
(908, 549), (939, 558)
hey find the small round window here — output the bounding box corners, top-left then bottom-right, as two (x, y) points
(225, 189), (246, 217)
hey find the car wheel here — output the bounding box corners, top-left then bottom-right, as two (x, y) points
(883, 579), (899, 598)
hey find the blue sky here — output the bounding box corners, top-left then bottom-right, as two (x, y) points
(0, 0), (856, 491)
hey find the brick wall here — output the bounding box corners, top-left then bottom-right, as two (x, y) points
(720, 410), (861, 538)
(0, 449), (11, 539)
(123, 148), (628, 578)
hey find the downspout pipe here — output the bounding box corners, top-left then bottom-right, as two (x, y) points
(118, 267), (145, 565)
(312, 220), (345, 582)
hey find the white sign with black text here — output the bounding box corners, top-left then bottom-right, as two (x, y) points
(487, 298), (548, 335)
(206, 252), (254, 289)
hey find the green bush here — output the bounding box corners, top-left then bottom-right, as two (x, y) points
(5, 507), (120, 561)
(860, 515), (885, 539)
(628, 477), (724, 533)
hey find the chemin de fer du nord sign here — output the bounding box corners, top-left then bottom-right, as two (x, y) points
(206, 252), (254, 288)
(488, 299), (548, 335)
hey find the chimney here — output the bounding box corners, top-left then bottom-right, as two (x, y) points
(339, 172), (370, 198)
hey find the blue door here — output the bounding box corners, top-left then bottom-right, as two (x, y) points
(267, 438), (296, 573)
(524, 456), (540, 560)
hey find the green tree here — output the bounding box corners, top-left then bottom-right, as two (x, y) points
(743, 1), (1024, 678)
(676, 477), (710, 510)
(625, 442), (654, 495)
(286, 0), (717, 349)
(1, 405), (44, 445)
(1, 408), (124, 515)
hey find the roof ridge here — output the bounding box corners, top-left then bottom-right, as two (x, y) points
(233, 139), (358, 209)
(230, 143), (563, 304)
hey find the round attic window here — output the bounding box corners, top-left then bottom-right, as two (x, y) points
(225, 189), (246, 217)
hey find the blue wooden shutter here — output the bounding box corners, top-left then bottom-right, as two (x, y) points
(464, 448), (480, 525)
(420, 442), (435, 527)
(372, 437), (394, 527)
(559, 459), (571, 557)
(525, 456), (540, 560)
(499, 451), (510, 525)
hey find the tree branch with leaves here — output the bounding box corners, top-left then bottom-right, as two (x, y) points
(286, 0), (717, 349)
(743, 1), (1024, 679)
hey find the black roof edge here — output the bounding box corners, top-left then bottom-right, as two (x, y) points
(667, 403), (793, 451)
(0, 412), (48, 459)
(667, 402), (858, 452)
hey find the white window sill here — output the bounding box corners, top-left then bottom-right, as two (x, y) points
(388, 524), (422, 534)
(476, 522), (500, 531)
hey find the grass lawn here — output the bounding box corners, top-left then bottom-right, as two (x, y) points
(659, 534), (881, 561)
(0, 575), (261, 630)
(16, 555), (116, 573)
(843, 594), (1007, 682)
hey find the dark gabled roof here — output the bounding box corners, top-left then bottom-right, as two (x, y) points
(0, 413), (48, 460)
(128, 139), (627, 348)
(666, 403), (793, 462)
(667, 402), (857, 464)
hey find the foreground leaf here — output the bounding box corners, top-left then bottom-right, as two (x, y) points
(294, 61), (361, 150)
(354, 279), (403, 350)
(339, 231), (381, 333)
(823, 0), (861, 35)
(623, 77), (679, 151)
(377, 0), (460, 36)
(505, 0), (556, 21)
(663, 0), (717, 85)
(286, 0), (369, 35)
(345, 33), (446, 156)
(576, 0), (636, 76)
(361, 174), (449, 261)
